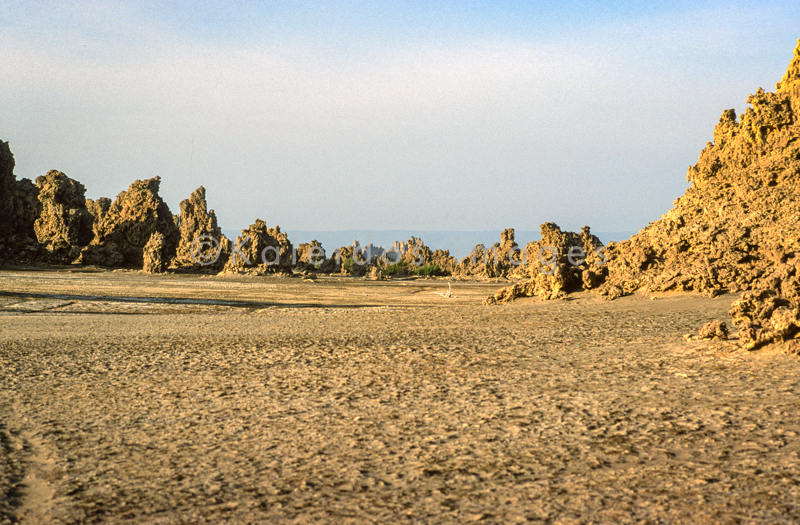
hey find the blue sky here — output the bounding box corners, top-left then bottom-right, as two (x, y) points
(2, 1), (798, 234)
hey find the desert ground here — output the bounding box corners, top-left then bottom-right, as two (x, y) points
(1, 267), (799, 524)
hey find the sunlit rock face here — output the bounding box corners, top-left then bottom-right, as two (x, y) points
(596, 39), (800, 300)
(79, 176), (179, 268)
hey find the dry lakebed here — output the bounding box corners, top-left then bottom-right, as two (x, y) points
(1, 267), (799, 524)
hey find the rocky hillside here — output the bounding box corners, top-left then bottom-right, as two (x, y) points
(598, 39), (800, 299)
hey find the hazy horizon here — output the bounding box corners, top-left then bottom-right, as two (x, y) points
(3, 2), (799, 235)
(222, 229), (639, 260)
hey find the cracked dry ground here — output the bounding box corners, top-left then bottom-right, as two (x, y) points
(1, 272), (799, 524)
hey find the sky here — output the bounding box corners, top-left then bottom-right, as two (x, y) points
(2, 1), (799, 235)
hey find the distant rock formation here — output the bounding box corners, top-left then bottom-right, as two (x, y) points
(484, 224), (604, 304)
(295, 240), (326, 269)
(33, 170), (94, 260)
(598, 39), (800, 300)
(323, 240), (385, 276)
(396, 237), (456, 274)
(454, 228), (521, 279)
(332, 243), (357, 274)
(172, 186), (230, 270)
(329, 237), (458, 277)
(333, 241), (371, 276)
(78, 177), (179, 267)
(222, 220), (293, 275)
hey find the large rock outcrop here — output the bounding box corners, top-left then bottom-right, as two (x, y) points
(0, 142), (39, 237)
(172, 186), (230, 270)
(33, 170), (94, 259)
(598, 39), (800, 299)
(221, 220), (293, 275)
(0, 141), (45, 262)
(79, 177), (179, 267)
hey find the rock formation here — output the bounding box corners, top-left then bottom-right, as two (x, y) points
(336, 242), (369, 276)
(484, 224), (605, 304)
(332, 237), (458, 277)
(33, 170), (94, 259)
(333, 244), (356, 274)
(453, 228), (520, 279)
(172, 186), (230, 270)
(396, 237), (456, 275)
(85, 197), (112, 237)
(366, 266), (387, 280)
(295, 240), (327, 269)
(597, 39), (800, 300)
(325, 241), (389, 276)
(222, 220), (293, 275)
(729, 256), (800, 350)
(142, 232), (167, 273)
(79, 177), (180, 267)
(0, 140), (43, 262)
(698, 320), (729, 341)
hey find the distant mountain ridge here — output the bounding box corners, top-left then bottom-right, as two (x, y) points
(221, 229), (637, 260)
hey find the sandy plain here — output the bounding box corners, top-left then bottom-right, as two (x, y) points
(0, 267), (799, 524)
